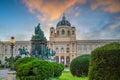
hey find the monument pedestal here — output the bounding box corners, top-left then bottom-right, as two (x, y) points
(8, 71), (16, 80)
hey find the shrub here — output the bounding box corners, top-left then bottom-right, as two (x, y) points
(14, 55), (21, 62)
(51, 62), (64, 77)
(89, 42), (120, 80)
(70, 54), (90, 77)
(14, 57), (54, 80)
(14, 57), (35, 70)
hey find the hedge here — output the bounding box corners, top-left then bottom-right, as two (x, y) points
(51, 62), (64, 77)
(70, 54), (90, 77)
(89, 42), (120, 80)
(14, 57), (54, 80)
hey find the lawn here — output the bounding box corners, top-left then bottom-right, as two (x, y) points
(0, 71), (88, 80)
(53, 71), (88, 80)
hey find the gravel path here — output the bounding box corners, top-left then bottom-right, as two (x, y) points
(0, 70), (8, 78)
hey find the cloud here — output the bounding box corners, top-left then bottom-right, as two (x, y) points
(109, 22), (120, 29)
(22, 0), (86, 22)
(74, 12), (79, 17)
(90, 0), (120, 13)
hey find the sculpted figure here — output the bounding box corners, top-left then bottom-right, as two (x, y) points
(35, 23), (40, 34)
(18, 47), (29, 56)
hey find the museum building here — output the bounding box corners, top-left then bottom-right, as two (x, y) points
(0, 15), (120, 65)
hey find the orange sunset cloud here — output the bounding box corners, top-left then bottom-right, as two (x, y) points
(22, 0), (86, 22)
(90, 0), (120, 13)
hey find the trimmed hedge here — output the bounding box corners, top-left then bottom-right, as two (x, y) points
(51, 62), (64, 77)
(14, 57), (35, 70)
(14, 57), (54, 80)
(70, 54), (90, 77)
(89, 42), (120, 80)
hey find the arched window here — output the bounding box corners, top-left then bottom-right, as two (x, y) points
(72, 31), (75, 35)
(61, 48), (64, 53)
(55, 56), (59, 62)
(68, 30), (70, 35)
(51, 31), (53, 34)
(61, 56), (64, 64)
(66, 48), (70, 53)
(56, 48), (58, 52)
(57, 31), (59, 35)
(66, 56), (70, 64)
(61, 29), (65, 35)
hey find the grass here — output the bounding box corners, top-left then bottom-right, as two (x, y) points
(0, 71), (88, 80)
(53, 71), (88, 80)
(0, 77), (7, 80)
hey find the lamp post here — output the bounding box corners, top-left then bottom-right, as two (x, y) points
(8, 36), (16, 80)
(9, 36), (15, 71)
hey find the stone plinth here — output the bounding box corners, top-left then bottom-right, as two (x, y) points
(8, 71), (16, 80)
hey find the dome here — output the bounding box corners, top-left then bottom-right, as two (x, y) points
(57, 15), (71, 27)
(50, 27), (54, 29)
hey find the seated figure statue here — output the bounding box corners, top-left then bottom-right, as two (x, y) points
(35, 23), (40, 34)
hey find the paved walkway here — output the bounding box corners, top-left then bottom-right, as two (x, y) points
(0, 69), (8, 78)
(64, 68), (70, 71)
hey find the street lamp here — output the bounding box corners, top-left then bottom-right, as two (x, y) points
(9, 36), (15, 71)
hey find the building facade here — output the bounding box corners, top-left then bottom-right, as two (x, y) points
(0, 16), (120, 64)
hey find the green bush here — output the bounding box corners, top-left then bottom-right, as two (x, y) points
(14, 57), (35, 70)
(51, 62), (64, 77)
(89, 42), (120, 80)
(70, 54), (90, 77)
(14, 55), (21, 62)
(14, 57), (54, 80)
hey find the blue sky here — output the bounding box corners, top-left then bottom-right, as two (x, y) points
(0, 0), (120, 41)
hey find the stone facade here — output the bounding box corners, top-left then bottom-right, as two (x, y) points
(0, 41), (31, 63)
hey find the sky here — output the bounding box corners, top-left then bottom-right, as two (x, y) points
(0, 0), (120, 41)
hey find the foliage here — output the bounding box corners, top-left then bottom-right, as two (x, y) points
(70, 54), (90, 77)
(14, 55), (21, 62)
(14, 57), (54, 80)
(51, 62), (64, 78)
(5, 56), (10, 67)
(14, 57), (35, 70)
(89, 42), (120, 80)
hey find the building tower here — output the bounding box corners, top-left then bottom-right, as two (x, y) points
(48, 15), (77, 65)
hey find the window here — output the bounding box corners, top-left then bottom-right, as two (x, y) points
(66, 56), (70, 64)
(5, 48), (7, 54)
(57, 31), (59, 35)
(61, 48), (64, 53)
(67, 44), (69, 46)
(61, 29), (65, 35)
(72, 31), (75, 35)
(51, 31), (53, 34)
(56, 48), (58, 52)
(68, 30), (70, 35)
(61, 56), (64, 64)
(72, 43), (74, 47)
(66, 48), (70, 53)
(55, 56), (59, 62)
